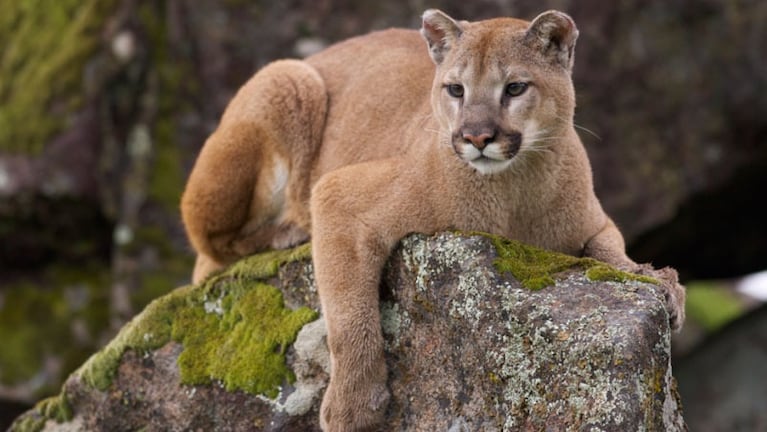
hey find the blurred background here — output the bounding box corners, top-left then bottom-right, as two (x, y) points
(1, 0), (765, 429)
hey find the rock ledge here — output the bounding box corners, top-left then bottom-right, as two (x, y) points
(11, 232), (685, 431)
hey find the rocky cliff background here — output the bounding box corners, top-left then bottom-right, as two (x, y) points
(1, 0), (766, 429)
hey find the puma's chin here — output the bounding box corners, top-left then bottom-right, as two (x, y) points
(455, 145), (516, 175)
(468, 156), (514, 175)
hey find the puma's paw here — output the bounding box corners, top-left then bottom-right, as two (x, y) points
(635, 264), (686, 331)
(270, 223), (310, 250)
(319, 379), (389, 432)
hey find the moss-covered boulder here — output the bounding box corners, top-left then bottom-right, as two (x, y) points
(10, 233), (685, 431)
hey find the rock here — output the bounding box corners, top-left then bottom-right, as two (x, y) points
(10, 233), (685, 431)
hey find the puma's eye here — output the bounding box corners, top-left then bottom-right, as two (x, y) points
(446, 84), (464, 98)
(505, 82), (528, 97)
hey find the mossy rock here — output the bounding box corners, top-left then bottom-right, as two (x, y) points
(10, 233), (682, 431)
(484, 233), (658, 289)
(78, 244), (317, 395)
(10, 244), (318, 431)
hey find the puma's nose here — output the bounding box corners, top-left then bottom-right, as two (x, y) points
(462, 131), (495, 150)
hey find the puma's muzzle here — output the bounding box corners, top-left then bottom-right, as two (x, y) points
(452, 128), (523, 174)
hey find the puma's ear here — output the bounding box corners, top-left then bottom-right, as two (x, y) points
(421, 9), (464, 65)
(525, 10), (579, 70)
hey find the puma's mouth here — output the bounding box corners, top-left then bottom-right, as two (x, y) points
(453, 134), (522, 175)
(467, 155), (514, 175)
(478, 143), (520, 162)
(452, 130), (522, 174)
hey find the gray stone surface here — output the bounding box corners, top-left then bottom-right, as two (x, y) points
(382, 234), (685, 431)
(13, 233), (685, 431)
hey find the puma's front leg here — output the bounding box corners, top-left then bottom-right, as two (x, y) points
(584, 217), (686, 331)
(310, 172), (395, 432)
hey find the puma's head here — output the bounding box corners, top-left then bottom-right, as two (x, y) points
(421, 9), (579, 175)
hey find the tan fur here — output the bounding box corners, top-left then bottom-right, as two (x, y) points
(181, 60), (327, 282)
(181, 10), (685, 431)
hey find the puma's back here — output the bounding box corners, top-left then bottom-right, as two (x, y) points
(305, 29), (435, 180)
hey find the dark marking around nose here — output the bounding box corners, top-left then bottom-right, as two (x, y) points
(463, 131), (495, 150)
(507, 131), (522, 157)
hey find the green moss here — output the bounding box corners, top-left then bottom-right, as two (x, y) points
(585, 264), (659, 285)
(481, 233), (657, 290)
(487, 371), (502, 385)
(227, 243), (312, 280)
(78, 286), (190, 390)
(8, 413), (46, 432)
(36, 394), (73, 423)
(484, 234), (582, 290)
(7, 391), (73, 432)
(173, 282), (317, 397)
(0, 0), (118, 154)
(76, 244), (317, 398)
(685, 281), (743, 331)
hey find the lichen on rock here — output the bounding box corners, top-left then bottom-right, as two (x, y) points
(383, 232), (684, 430)
(10, 233), (685, 431)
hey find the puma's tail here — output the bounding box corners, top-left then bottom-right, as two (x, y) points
(181, 60), (327, 279)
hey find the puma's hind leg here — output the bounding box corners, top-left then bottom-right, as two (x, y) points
(181, 60), (327, 283)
